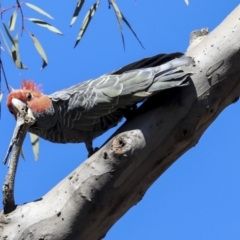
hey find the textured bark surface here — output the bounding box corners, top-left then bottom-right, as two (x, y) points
(1, 5), (240, 240)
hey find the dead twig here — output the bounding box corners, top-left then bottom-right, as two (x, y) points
(2, 108), (35, 214)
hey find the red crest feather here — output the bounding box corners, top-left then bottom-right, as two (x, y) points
(21, 80), (41, 92)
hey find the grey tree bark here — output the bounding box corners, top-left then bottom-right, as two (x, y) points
(1, 5), (240, 240)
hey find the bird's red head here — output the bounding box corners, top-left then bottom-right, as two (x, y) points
(7, 80), (51, 118)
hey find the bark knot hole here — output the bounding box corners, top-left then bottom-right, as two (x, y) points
(103, 152), (108, 159)
(112, 137), (127, 154)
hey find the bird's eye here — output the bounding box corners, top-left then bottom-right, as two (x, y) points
(26, 92), (32, 101)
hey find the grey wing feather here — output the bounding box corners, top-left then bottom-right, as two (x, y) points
(49, 55), (193, 131)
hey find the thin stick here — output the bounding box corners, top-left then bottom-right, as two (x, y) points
(3, 118), (24, 165)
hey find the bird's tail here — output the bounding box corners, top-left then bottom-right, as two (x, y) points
(148, 56), (194, 93)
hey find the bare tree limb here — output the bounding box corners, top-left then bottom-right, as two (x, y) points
(3, 118), (27, 214)
(0, 5), (240, 240)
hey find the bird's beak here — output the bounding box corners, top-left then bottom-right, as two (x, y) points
(11, 98), (35, 120)
(11, 98), (27, 113)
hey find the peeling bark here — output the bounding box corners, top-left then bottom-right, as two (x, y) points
(1, 5), (240, 240)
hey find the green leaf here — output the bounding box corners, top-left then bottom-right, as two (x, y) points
(109, 0), (125, 48)
(9, 10), (17, 31)
(109, 0), (144, 49)
(29, 133), (39, 161)
(121, 14), (144, 49)
(0, 93), (3, 102)
(74, 1), (100, 48)
(20, 148), (26, 161)
(29, 33), (48, 69)
(0, 29), (27, 68)
(25, 3), (54, 19)
(28, 18), (63, 35)
(70, 0), (85, 26)
(3, 23), (15, 46)
(0, 29), (11, 56)
(11, 35), (28, 69)
(110, 0), (122, 29)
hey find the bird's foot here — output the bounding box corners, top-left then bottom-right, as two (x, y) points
(88, 147), (100, 158)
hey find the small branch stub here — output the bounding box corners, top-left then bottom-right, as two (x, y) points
(189, 28), (209, 44)
(112, 137), (126, 154)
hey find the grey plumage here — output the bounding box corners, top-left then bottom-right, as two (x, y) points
(27, 52), (194, 155)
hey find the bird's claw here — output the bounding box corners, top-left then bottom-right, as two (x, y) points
(88, 147), (100, 158)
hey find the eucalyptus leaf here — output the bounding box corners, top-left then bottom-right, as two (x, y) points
(109, 0), (144, 49)
(11, 35), (28, 69)
(121, 14), (144, 49)
(74, 1), (100, 48)
(9, 10), (17, 31)
(0, 29), (27, 68)
(110, 0), (122, 29)
(25, 3), (54, 19)
(28, 18), (63, 35)
(3, 23), (15, 46)
(70, 0), (85, 26)
(20, 148), (26, 161)
(29, 33), (48, 69)
(109, 0), (124, 48)
(0, 29), (11, 56)
(30, 133), (39, 161)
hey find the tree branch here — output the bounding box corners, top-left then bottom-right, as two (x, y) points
(1, 5), (240, 240)
(2, 107), (36, 214)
